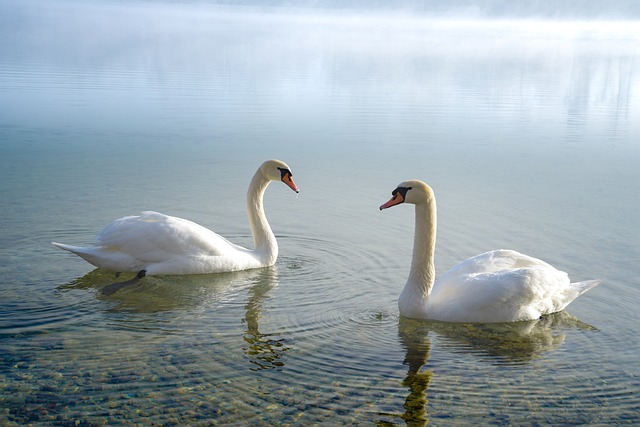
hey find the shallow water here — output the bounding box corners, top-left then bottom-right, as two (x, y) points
(1, 1), (639, 425)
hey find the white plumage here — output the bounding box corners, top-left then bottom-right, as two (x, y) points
(53, 160), (299, 276)
(380, 179), (599, 323)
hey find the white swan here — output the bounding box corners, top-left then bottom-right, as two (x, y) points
(53, 159), (299, 276)
(380, 180), (600, 323)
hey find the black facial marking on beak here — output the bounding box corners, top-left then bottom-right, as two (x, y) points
(394, 186), (412, 198)
(380, 186), (413, 210)
(277, 167), (292, 181)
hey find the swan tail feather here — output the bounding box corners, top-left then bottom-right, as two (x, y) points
(53, 241), (144, 273)
(52, 241), (102, 265)
(52, 241), (89, 254)
(570, 279), (601, 297)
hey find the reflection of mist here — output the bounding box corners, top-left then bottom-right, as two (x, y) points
(566, 54), (636, 142)
(382, 312), (597, 426)
(2, 1), (638, 145)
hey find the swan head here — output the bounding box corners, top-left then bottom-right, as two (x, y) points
(261, 159), (299, 193)
(379, 180), (433, 210)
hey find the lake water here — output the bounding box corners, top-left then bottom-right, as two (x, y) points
(1, 0), (639, 425)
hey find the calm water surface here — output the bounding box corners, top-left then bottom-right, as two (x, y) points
(1, 1), (639, 425)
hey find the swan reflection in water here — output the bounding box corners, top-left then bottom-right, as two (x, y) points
(380, 312), (597, 426)
(242, 269), (290, 371)
(59, 267), (290, 370)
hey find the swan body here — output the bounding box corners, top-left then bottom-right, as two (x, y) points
(53, 159), (299, 275)
(380, 180), (599, 323)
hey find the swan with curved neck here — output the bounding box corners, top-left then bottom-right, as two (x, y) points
(53, 159), (299, 276)
(380, 180), (600, 323)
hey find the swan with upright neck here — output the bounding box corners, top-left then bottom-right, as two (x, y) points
(53, 159), (299, 276)
(380, 180), (600, 323)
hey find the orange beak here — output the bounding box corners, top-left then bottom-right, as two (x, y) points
(282, 174), (299, 193)
(379, 193), (404, 210)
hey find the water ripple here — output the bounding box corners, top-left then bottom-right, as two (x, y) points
(0, 294), (94, 338)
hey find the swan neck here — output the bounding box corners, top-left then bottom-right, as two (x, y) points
(247, 170), (277, 263)
(408, 202), (436, 295)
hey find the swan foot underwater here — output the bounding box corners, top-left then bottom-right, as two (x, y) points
(380, 180), (600, 323)
(101, 270), (146, 296)
(53, 159), (299, 294)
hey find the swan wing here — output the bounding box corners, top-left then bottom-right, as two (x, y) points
(429, 250), (583, 322)
(438, 249), (554, 279)
(95, 211), (244, 263)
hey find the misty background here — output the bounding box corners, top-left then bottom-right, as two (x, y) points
(112, 0), (640, 19)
